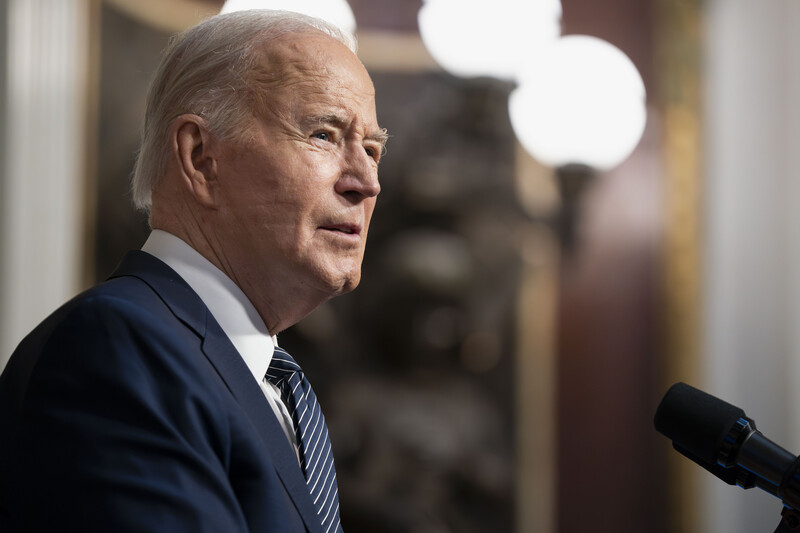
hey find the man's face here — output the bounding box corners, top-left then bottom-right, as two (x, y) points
(213, 33), (385, 307)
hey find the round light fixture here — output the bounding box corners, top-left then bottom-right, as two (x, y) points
(418, 0), (562, 80)
(509, 35), (646, 170)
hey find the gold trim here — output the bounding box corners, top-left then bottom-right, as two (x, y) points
(356, 31), (440, 72)
(657, 0), (705, 531)
(81, 0), (101, 289)
(514, 144), (559, 533)
(103, 0), (220, 33)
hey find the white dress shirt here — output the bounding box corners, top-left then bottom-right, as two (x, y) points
(142, 230), (300, 459)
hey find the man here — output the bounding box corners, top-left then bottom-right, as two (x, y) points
(0, 9), (386, 533)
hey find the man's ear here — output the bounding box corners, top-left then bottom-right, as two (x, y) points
(172, 114), (219, 208)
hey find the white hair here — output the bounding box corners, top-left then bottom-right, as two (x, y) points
(131, 9), (357, 212)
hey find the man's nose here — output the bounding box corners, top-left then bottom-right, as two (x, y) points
(335, 144), (381, 199)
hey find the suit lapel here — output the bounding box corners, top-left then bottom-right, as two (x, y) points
(200, 320), (324, 533)
(109, 251), (324, 533)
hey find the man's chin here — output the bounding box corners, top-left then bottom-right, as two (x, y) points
(333, 273), (361, 295)
(308, 259), (363, 297)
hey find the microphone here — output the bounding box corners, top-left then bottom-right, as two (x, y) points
(654, 382), (800, 510)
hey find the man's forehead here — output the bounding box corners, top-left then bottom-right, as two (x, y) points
(256, 31), (360, 81)
(251, 32), (378, 116)
(269, 74), (377, 118)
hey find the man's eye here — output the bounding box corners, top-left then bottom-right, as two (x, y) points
(313, 132), (330, 141)
(365, 145), (382, 163)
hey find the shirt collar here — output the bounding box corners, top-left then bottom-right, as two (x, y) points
(141, 229), (276, 383)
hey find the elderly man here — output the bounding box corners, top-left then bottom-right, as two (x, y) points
(0, 9), (386, 533)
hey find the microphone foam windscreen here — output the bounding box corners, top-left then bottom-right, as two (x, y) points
(654, 382), (747, 465)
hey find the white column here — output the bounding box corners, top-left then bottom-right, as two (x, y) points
(0, 0), (91, 368)
(704, 1), (800, 531)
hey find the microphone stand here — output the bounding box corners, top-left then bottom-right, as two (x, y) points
(776, 508), (800, 532)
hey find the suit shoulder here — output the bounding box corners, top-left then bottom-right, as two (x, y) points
(20, 275), (176, 348)
(1, 275), (206, 402)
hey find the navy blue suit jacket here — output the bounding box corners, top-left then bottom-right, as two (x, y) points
(0, 251), (325, 532)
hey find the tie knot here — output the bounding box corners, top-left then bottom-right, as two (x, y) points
(265, 346), (302, 387)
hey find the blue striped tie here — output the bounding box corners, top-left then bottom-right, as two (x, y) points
(265, 346), (343, 533)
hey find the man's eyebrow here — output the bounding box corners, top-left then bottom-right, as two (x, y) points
(312, 113), (348, 128)
(367, 128), (390, 150)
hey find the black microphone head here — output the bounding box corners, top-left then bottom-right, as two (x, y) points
(654, 382), (748, 465)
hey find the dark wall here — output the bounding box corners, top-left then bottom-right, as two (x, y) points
(557, 0), (667, 531)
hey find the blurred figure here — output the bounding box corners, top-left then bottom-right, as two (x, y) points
(0, 9), (386, 532)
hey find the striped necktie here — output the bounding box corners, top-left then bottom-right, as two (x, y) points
(265, 346), (343, 533)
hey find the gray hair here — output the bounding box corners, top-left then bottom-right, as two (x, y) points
(131, 9), (357, 211)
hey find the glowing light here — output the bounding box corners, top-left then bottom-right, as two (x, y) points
(418, 0), (562, 80)
(220, 0), (356, 34)
(509, 35), (646, 170)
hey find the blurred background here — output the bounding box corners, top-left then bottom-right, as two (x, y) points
(1, 0), (799, 532)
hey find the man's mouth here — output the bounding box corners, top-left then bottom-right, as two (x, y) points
(320, 224), (361, 236)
